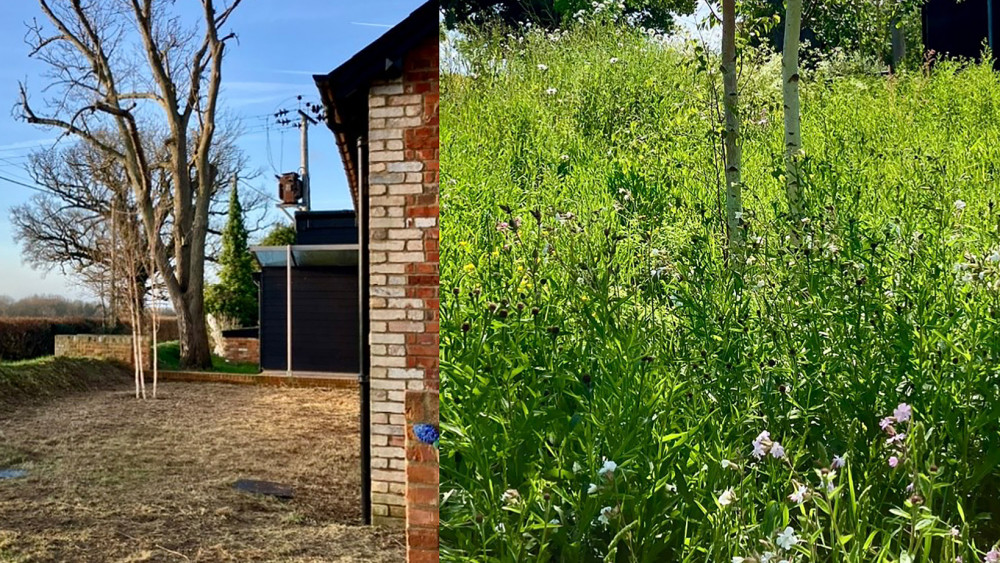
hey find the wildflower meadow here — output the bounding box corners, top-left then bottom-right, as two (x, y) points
(440, 19), (1000, 563)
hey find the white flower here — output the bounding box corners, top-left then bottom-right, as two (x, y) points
(760, 552), (776, 563)
(597, 505), (614, 525)
(718, 488), (735, 507)
(733, 558), (745, 563)
(609, 57), (619, 64)
(537, 64), (548, 71)
(789, 484), (807, 505)
(545, 87), (557, 95)
(770, 442), (786, 459)
(734, 211), (744, 220)
(832, 454), (846, 468)
(598, 459), (617, 478)
(954, 199), (966, 211)
(721, 459), (736, 470)
(752, 440), (767, 459)
(573, 461), (583, 473)
(501, 489), (520, 505)
(775, 526), (799, 550)
(988, 250), (1000, 263)
(587, 483), (599, 494)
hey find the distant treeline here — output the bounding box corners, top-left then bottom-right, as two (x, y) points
(0, 295), (104, 318)
(0, 294), (175, 319)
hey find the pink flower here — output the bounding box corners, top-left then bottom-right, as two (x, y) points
(880, 417), (895, 431)
(986, 547), (1000, 562)
(496, 221), (510, 232)
(894, 403), (912, 423)
(889, 456), (899, 468)
(886, 433), (906, 445)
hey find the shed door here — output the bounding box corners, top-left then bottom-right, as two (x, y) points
(260, 266), (360, 373)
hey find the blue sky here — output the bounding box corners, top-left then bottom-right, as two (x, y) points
(0, 0), (426, 299)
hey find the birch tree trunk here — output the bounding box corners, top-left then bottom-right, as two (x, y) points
(782, 0), (804, 224)
(721, 0), (743, 253)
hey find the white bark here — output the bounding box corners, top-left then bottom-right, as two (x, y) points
(721, 0), (743, 253)
(782, 0), (804, 223)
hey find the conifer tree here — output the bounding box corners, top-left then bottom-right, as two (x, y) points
(206, 187), (258, 327)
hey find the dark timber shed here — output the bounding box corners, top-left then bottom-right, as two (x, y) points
(923, 0), (1000, 67)
(252, 210), (359, 374)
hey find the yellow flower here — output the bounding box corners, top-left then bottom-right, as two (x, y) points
(464, 264), (476, 274)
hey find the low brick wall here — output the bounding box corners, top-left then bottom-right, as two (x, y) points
(54, 334), (151, 369)
(221, 337), (259, 365)
(404, 389), (439, 562)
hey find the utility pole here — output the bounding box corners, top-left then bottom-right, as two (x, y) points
(298, 109), (317, 211)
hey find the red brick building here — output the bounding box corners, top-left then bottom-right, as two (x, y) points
(314, 2), (438, 560)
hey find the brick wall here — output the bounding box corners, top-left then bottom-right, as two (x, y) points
(221, 337), (260, 365)
(366, 34), (439, 528)
(54, 334), (152, 370)
(405, 389), (439, 562)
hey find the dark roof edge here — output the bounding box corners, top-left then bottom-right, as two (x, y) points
(313, 0), (437, 208)
(312, 1), (437, 99)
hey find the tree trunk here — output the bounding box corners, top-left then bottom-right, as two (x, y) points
(721, 0), (743, 253)
(782, 0), (804, 224)
(176, 291), (212, 368)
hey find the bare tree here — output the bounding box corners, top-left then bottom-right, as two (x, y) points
(17, 0), (244, 368)
(721, 0), (743, 254)
(11, 136), (266, 328)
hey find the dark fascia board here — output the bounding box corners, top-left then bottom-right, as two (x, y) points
(313, 0), (437, 207)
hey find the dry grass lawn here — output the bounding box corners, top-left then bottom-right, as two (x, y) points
(0, 382), (403, 562)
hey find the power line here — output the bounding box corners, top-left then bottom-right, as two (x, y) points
(0, 173), (46, 194)
(238, 177), (280, 204)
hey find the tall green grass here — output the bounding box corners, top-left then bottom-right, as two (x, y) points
(441, 23), (1000, 562)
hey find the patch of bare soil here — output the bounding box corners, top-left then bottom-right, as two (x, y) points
(0, 383), (403, 562)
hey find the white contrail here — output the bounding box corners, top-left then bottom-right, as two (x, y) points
(350, 21), (392, 28)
